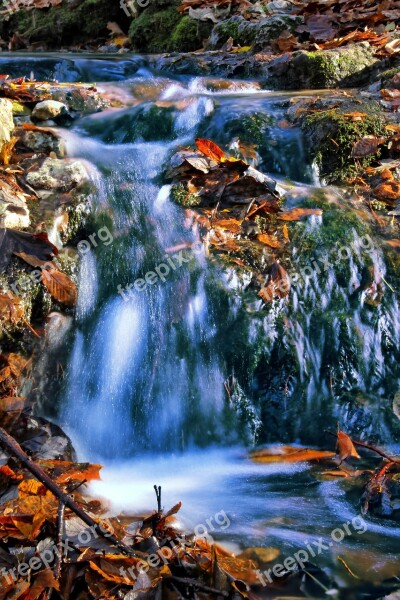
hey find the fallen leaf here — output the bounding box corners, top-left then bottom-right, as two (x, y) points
(258, 262), (290, 302)
(256, 233), (280, 248)
(195, 138), (226, 162)
(351, 136), (385, 158)
(278, 208), (322, 221)
(41, 269), (77, 306)
(337, 430), (360, 461)
(250, 446), (335, 463)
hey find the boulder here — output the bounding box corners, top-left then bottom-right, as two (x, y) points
(32, 100), (68, 121)
(26, 158), (88, 191)
(20, 130), (65, 157)
(263, 43), (385, 89)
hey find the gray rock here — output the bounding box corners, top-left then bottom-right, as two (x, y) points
(20, 130), (65, 157)
(32, 100), (68, 121)
(26, 158), (88, 191)
(0, 98), (15, 155)
(208, 14), (303, 51)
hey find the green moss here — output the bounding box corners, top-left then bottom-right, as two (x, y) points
(170, 16), (211, 52)
(171, 183), (201, 207)
(128, 6), (182, 53)
(302, 109), (387, 183)
(6, 0), (124, 46)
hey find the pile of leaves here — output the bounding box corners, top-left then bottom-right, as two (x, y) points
(168, 138), (322, 302)
(180, 0), (400, 55)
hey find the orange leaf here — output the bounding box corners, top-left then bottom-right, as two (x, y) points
(250, 446), (335, 463)
(195, 138), (225, 162)
(386, 239), (400, 249)
(256, 233), (280, 248)
(41, 269), (77, 306)
(337, 431), (360, 461)
(278, 208), (322, 221)
(213, 218), (242, 234)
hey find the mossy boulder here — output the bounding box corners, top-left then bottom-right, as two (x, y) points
(3, 0), (128, 47)
(264, 44), (384, 89)
(209, 14), (303, 51)
(301, 104), (387, 183)
(128, 3), (211, 53)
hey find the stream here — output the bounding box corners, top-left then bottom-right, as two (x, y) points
(5, 54), (400, 591)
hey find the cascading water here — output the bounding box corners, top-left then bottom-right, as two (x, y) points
(6, 54), (399, 570)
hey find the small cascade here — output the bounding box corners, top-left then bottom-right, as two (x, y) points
(15, 56), (397, 458)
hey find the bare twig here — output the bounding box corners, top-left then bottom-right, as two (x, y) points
(325, 430), (400, 463)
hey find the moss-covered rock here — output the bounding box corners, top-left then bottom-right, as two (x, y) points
(128, 3), (211, 53)
(301, 105), (387, 183)
(170, 16), (212, 52)
(264, 44), (384, 89)
(4, 0), (128, 47)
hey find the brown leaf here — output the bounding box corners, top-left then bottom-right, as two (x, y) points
(374, 181), (400, 202)
(351, 136), (385, 158)
(337, 430), (360, 461)
(386, 239), (400, 250)
(258, 262), (290, 302)
(195, 138), (226, 162)
(41, 269), (77, 306)
(214, 218), (242, 234)
(0, 294), (24, 325)
(27, 569), (60, 599)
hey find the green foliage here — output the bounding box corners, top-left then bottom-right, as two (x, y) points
(170, 16), (211, 52)
(171, 184), (201, 207)
(6, 0), (123, 46)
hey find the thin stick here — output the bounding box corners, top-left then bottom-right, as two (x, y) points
(54, 501), (65, 580)
(154, 485), (162, 513)
(0, 426), (136, 556)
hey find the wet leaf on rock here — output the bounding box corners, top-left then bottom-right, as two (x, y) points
(41, 269), (77, 307)
(258, 262), (290, 302)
